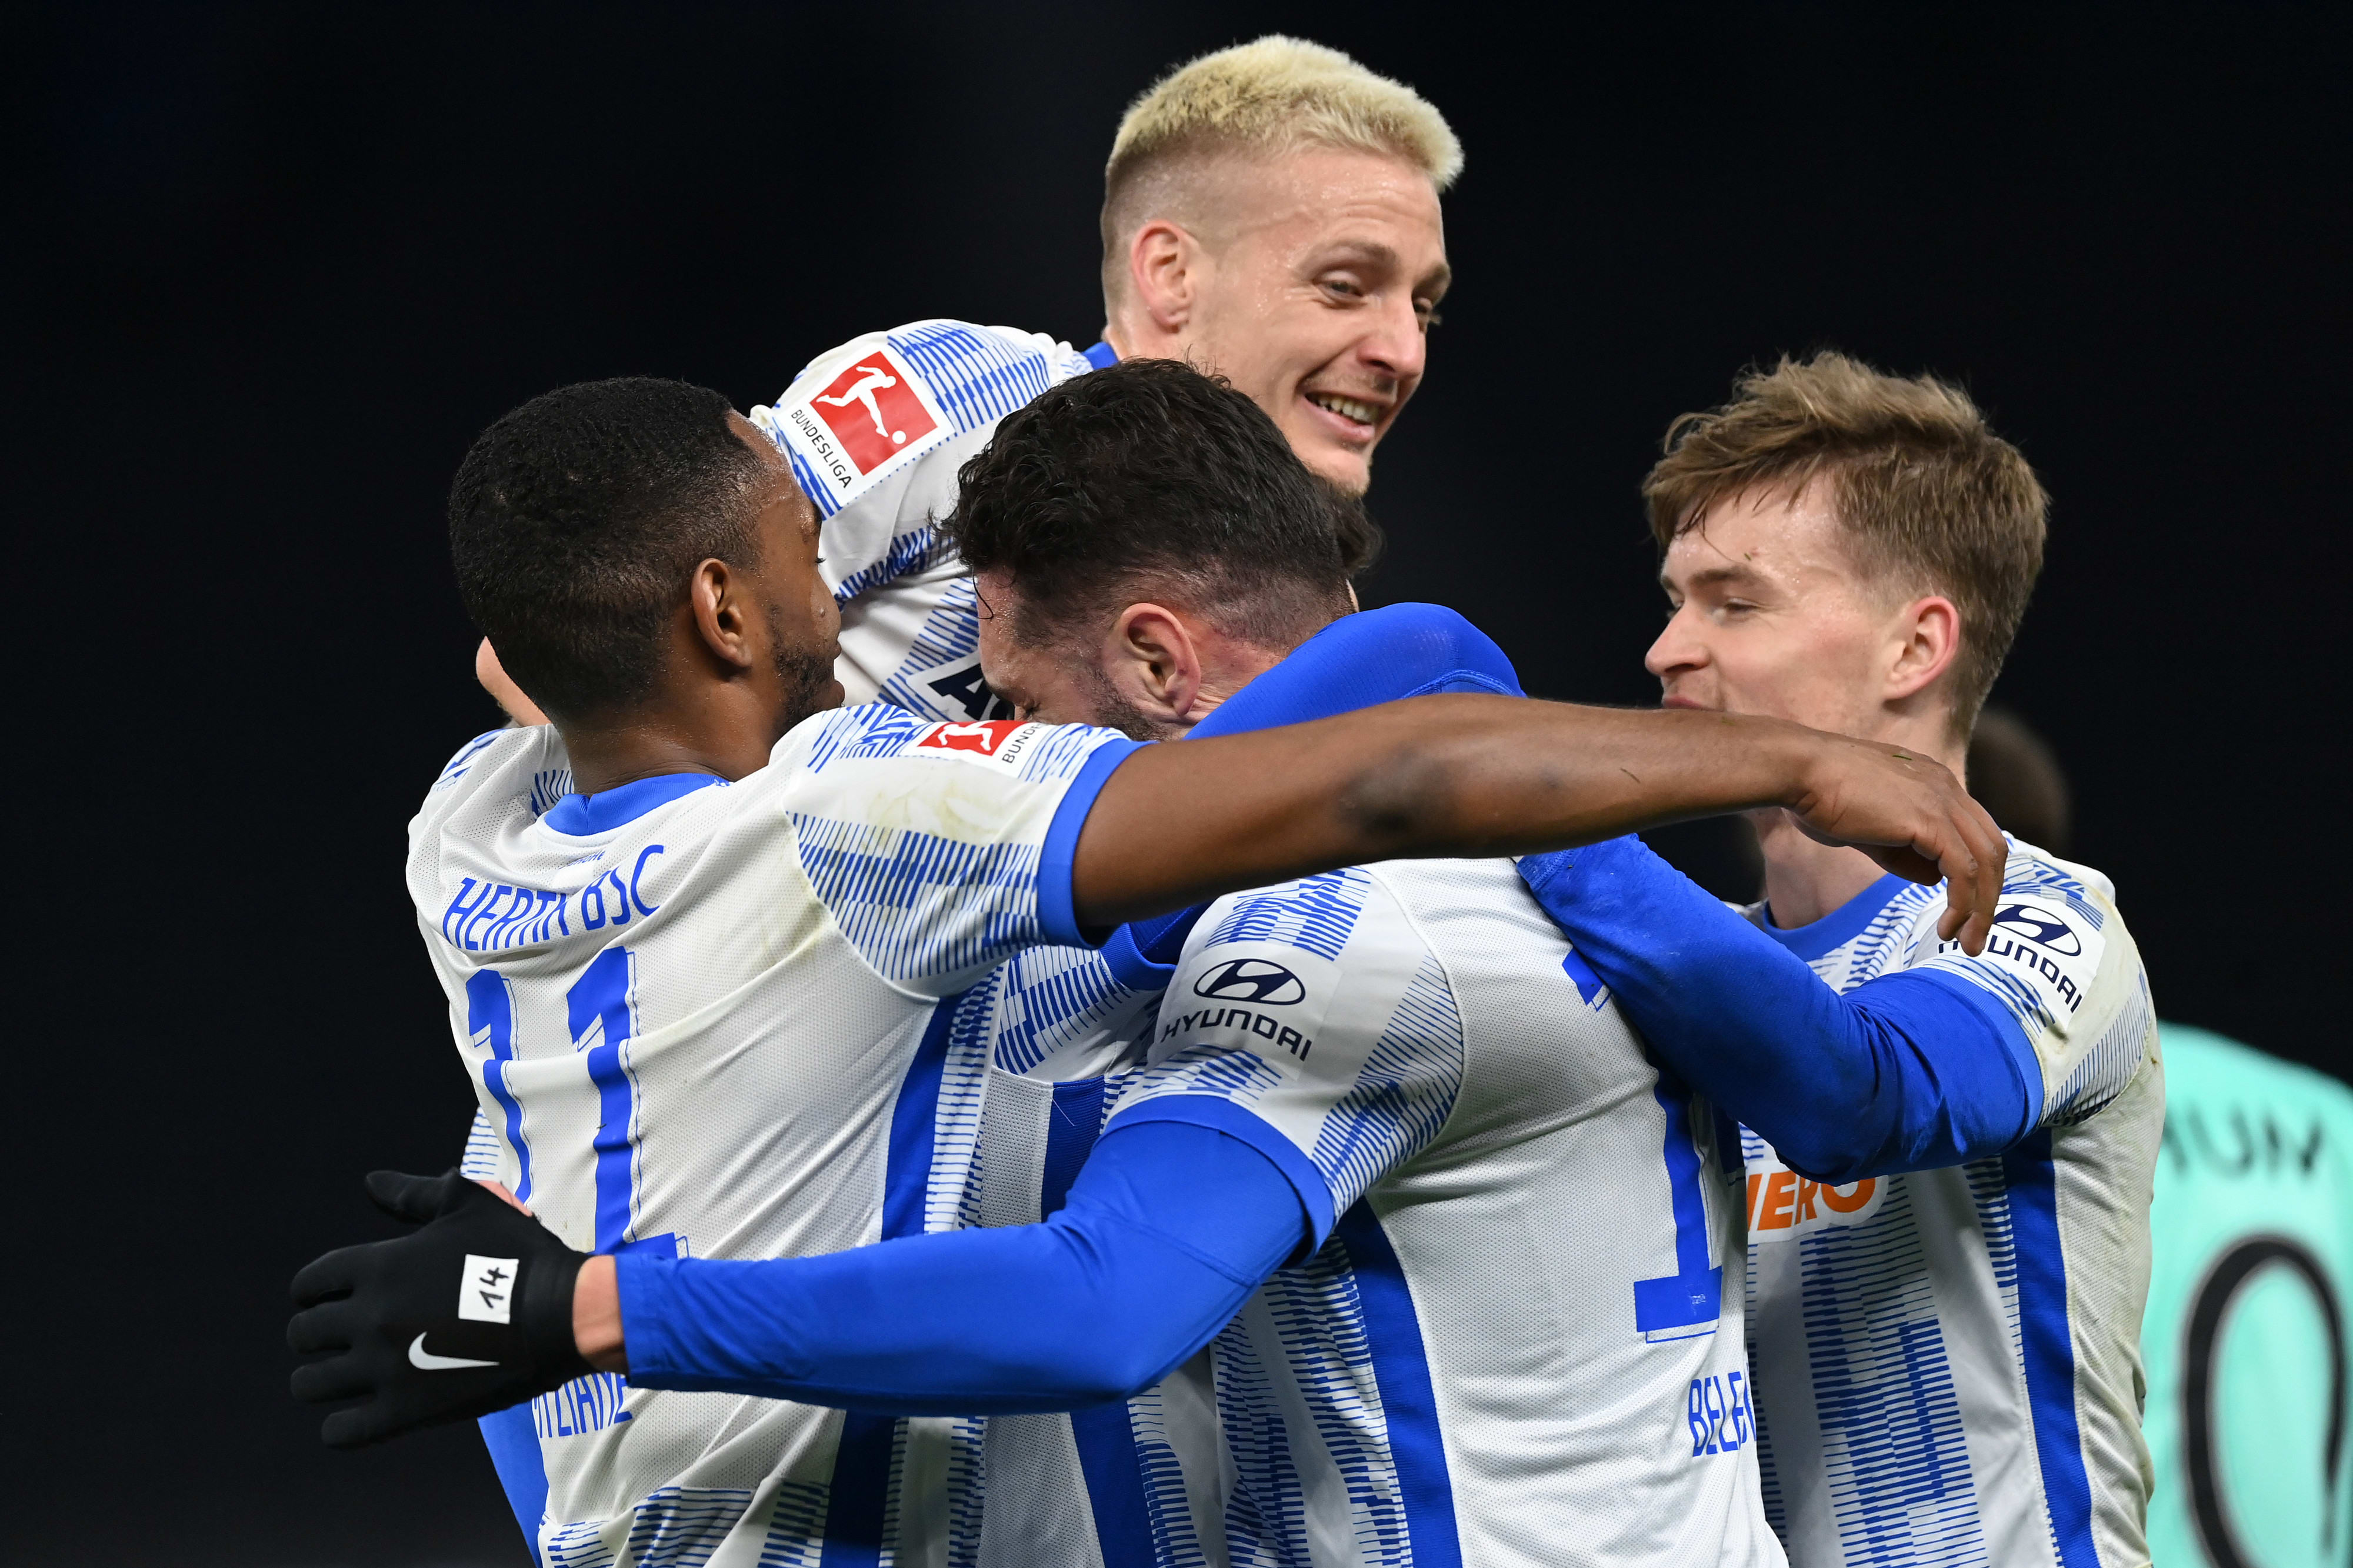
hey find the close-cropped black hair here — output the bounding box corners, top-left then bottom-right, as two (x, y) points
(448, 377), (765, 719)
(941, 358), (1378, 649)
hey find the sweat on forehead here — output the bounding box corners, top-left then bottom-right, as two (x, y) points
(1647, 353), (2049, 734)
(1099, 36), (1458, 282)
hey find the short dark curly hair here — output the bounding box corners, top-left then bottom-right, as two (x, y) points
(940, 358), (1373, 650)
(448, 377), (765, 719)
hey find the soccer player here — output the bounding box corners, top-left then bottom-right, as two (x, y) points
(292, 370), (2007, 1566)
(1970, 707), (2353, 1568)
(1511, 356), (2162, 1568)
(475, 35), (1455, 728)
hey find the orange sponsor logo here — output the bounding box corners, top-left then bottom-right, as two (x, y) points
(1744, 1163), (1881, 1238)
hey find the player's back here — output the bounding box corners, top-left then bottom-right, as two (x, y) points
(411, 705), (1136, 1564)
(1114, 855), (1784, 1568)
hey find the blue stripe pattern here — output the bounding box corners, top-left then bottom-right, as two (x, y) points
(831, 523), (942, 608)
(890, 321), (1056, 434)
(2045, 970), (2152, 1125)
(822, 997), (961, 1564)
(1797, 1175), (1988, 1567)
(1204, 868), (1372, 960)
(1217, 1315), (1313, 1560)
(2004, 1132), (2097, 1568)
(1039, 1073), (1158, 1565)
(1308, 957), (1464, 1203)
(545, 1486), (754, 1567)
(985, 946), (1139, 1076)
(1336, 1203), (1462, 1568)
(755, 1482), (831, 1567)
(790, 814), (1043, 985)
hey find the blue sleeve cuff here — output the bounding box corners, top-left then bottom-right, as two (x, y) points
(1104, 1094), (1338, 1256)
(613, 1249), (729, 1387)
(1099, 923), (1176, 991)
(1035, 737), (1148, 949)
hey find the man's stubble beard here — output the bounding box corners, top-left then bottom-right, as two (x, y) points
(1076, 655), (1187, 742)
(768, 603), (842, 733)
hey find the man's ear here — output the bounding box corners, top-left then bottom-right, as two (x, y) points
(1128, 221), (1204, 334)
(1101, 602), (1205, 723)
(1886, 594), (1961, 704)
(688, 558), (758, 673)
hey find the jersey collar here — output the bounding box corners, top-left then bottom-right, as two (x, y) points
(541, 772), (724, 836)
(1082, 339), (1119, 370)
(1754, 872), (1909, 963)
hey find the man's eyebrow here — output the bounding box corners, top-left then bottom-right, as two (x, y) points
(1668, 562), (1769, 592)
(1308, 239), (1452, 302)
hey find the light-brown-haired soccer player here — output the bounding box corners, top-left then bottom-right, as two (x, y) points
(289, 373), (2004, 1567)
(1518, 354), (2161, 1568)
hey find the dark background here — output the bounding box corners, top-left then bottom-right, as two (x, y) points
(11, 5), (2345, 1562)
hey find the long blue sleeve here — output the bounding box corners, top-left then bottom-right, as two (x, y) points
(1519, 837), (2044, 1180)
(1104, 603), (1525, 982)
(613, 1121), (1308, 1414)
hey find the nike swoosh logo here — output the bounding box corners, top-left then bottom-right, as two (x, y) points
(408, 1332), (499, 1372)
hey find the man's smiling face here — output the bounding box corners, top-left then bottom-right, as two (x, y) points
(1183, 148), (1449, 496)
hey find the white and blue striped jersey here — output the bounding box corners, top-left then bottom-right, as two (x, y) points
(413, 706), (1139, 1568)
(1739, 843), (2161, 1568)
(749, 320), (1112, 724)
(948, 946), (1231, 1567)
(1110, 859), (1789, 1568)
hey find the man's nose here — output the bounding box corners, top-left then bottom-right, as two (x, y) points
(1645, 609), (1704, 682)
(1357, 294), (1428, 386)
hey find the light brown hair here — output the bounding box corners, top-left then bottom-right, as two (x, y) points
(1100, 36), (1460, 309)
(1644, 353), (2048, 738)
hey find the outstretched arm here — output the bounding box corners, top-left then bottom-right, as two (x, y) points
(1519, 836), (2040, 1180)
(615, 1122), (1302, 1412)
(289, 1125), (1304, 1445)
(1074, 695), (2007, 954)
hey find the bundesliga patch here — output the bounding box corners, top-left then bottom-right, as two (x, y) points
(911, 719), (1042, 770)
(771, 343), (951, 505)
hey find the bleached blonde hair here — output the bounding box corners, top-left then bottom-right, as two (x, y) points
(1101, 36), (1461, 306)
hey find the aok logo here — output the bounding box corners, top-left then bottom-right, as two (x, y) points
(808, 349), (942, 476)
(915, 720), (1034, 763)
(1745, 1155), (1882, 1241)
(1194, 958), (1307, 1005)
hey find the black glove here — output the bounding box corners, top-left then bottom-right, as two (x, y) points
(289, 1169), (593, 1449)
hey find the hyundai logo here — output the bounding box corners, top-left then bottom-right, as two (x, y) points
(1991, 903), (2082, 955)
(1193, 958), (1307, 1005)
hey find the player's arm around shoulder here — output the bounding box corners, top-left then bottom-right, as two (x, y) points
(1109, 865), (1466, 1250)
(1914, 839), (2158, 1126)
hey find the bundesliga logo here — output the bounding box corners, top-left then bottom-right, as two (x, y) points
(912, 720), (1038, 770)
(808, 350), (941, 475)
